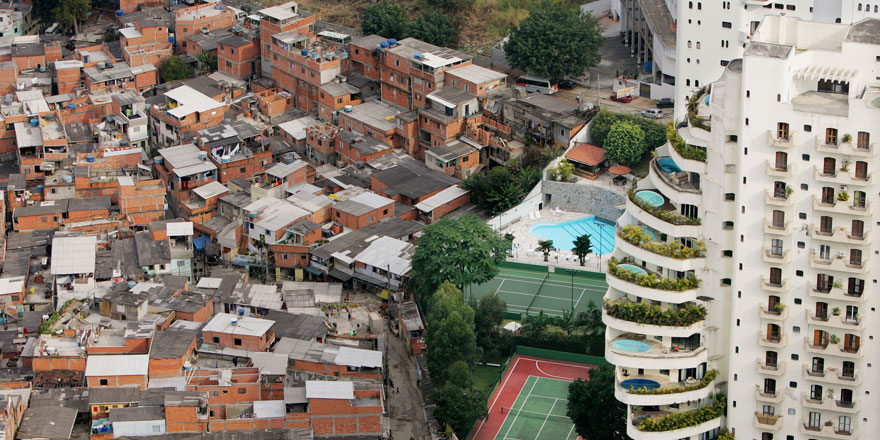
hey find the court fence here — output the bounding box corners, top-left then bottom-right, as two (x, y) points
(514, 346), (608, 366)
(498, 260), (606, 281)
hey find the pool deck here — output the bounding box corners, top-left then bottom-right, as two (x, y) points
(501, 208), (614, 273)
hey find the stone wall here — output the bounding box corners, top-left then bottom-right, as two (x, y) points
(542, 179), (625, 222)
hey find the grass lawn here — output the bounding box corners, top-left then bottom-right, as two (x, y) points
(474, 363), (504, 396)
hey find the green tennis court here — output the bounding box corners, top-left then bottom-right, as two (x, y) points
(467, 263), (607, 318)
(495, 376), (578, 440)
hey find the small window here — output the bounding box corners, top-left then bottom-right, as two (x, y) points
(238, 388), (247, 394)
(383, 209), (389, 215)
(99, 379), (108, 386)
(233, 338), (242, 346)
(802, 154), (811, 161)
(212, 336), (220, 343)
(722, 21), (732, 28)
(804, 124), (812, 132)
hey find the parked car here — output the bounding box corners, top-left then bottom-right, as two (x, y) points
(610, 94), (633, 103)
(656, 98), (674, 108)
(558, 79), (577, 90)
(641, 109), (663, 119)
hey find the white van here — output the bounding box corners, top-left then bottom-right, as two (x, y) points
(515, 75), (558, 94)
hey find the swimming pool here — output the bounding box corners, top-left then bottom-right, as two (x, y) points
(621, 378), (661, 390)
(529, 216), (616, 253)
(635, 190), (664, 207)
(612, 339), (651, 353)
(617, 264), (648, 276)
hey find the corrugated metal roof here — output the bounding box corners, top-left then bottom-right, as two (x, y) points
(414, 185), (469, 213)
(165, 85), (224, 118)
(253, 400), (286, 419)
(335, 346), (382, 368)
(193, 181), (229, 200)
(305, 381), (354, 400)
(166, 221), (194, 237)
(202, 313), (274, 337)
(50, 235), (97, 275)
(85, 354), (149, 377)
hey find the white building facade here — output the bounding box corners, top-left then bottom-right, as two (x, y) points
(604, 15), (880, 440)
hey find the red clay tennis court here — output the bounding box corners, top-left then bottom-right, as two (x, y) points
(470, 354), (596, 440)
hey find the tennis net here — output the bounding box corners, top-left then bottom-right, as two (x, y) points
(525, 272), (550, 315)
(500, 405), (570, 421)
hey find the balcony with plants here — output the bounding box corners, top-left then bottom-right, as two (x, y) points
(615, 369), (718, 406)
(814, 133), (876, 157)
(603, 299), (706, 336)
(812, 194), (873, 217)
(754, 412), (783, 430)
(809, 281), (866, 303)
(606, 332), (707, 369)
(759, 302), (789, 321)
(649, 159), (702, 206)
(804, 307), (864, 330)
(627, 393), (725, 440)
(615, 225), (706, 271)
(626, 189), (702, 238)
(606, 257), (701, 301)
(765, 186), (794, 207)
(814, 163), (875, 187)
(803, 335), (863, 359)
(665, 122), (707, 164)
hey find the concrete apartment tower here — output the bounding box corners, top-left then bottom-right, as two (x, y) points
(604, 15), (880, 440)
(614, 0), (880, 119)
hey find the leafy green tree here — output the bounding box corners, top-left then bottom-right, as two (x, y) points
(159, 56), (194, 82)
(590, 109), (665, 150)
(433, 381), (488, 437)
(572, 234), (592, 266)
(361, 1), (409, 40)
(429, 0), (475, 11)
(196, 51), (218, 75)
(504, 3), (604, 79)
(427, 309), (479, 382)
(408, 10), (456, 47)
(589, 109), (621, 147)
(567, 364), (627, 440)
(521, 310), (551, 334)
(411, 215), (510, 300)
(52, 0), (90, 34)
(462, 164), (542, 215)
(553, 309), (584, 336)
(536, 239), (555, 262)
(475, 294), (507, 355)
(604, 121), (645, 165)
(427, 282), (475, 329)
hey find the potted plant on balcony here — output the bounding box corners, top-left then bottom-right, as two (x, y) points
(838, 191), (850, 202)
(840, 160), (850, 172)
(773, 303), (786, 313)
(830, 334), (840, 344)
(841, 133), (853, 144)
(832, 307), (841, 316)
(785, 186), (794, 198)
(832, 281), (844, 289)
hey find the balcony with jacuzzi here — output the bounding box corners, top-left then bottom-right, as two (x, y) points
(606, 329), (707, 370)
(614, 223), (706, 273)
(626, 180), (702, 239)
(647, 157), (702, 206)
(605, 255), (701, 304)
(614, 366), (717, 406)
(625, 394), (724, 440)
(602, 293), (706, 338)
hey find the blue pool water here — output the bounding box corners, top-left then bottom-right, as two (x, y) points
(612, 339), (651, 353)
(529, 217), (616, 253)
(618, 264), (648, 276)
(621, 378), (661, 390)
(636, 190), (664, 207)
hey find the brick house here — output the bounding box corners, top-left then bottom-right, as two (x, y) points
(330, 191), (394, 231)
(150, 85), (228, 147)
(418, 86), (479, 149)
(83, 62), (158, 94)
(85, 354), (149, 389)
(398, 302), (425, 354)
(218, 35), (260, 80)
(349, 35), (384, 81)
(118, 177), (167, 226)
(257, 2), (316, 79)
(148, 329), (198, 377)
(195, 121), (272, 184)
(424, 139), (480, 179)
(334, 132), (393, 167)
(445, 63), (508, 96)
(317, 82), (362, 122)
(378, 37), (471, 111)
(202, 313), (276, 352)
(306, 381), (384, 436)
(338, 100), (399, 147)
(155, 143), (219, 216)
(175, 3), (235, 45)
(413, 185), (470, 223)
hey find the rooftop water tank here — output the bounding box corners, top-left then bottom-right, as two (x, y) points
(414, 53), (421, 60)
(154, 156), (164, 164)
(311, 53), (320, 59)
(97, 62), (105, 69)
(67, 103), (75, 109)
(301, 49), (308, 56)
(62, 175), (73, 184)
(231, 317), (238, 325)
(116, 9), (124, 16)
(198, 151), (207, 160)
(388, 38), (397, 46)
(86, 155), (95, 163)
(238, 308), (245, 316)
(344, 105), (352, 112)
(218, 4), (223, 9)
(36, 185), (43, 191)
(168, 35), (175, 43)
(39, 66), (45, 73)
(127, 281), (137, 288)
(380, 41), (389, 49)
(29, 118), (37, 126)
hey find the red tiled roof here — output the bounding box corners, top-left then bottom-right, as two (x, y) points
(608, 165), (631, 175)
(565, 143), (605, 166)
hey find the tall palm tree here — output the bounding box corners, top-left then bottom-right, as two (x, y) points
(554, 308), (584, 335)
(536, 240), (555, 262)
(572, 234), (592, 266)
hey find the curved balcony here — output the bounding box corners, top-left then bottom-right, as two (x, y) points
(809, 255), (869, 274)
(755, 385), (786, 404)
(761, 277), (791, 293)
(614, 373), (716, 406)
(759, 303), (789, 321)
(803, 336), (863, 359)
(768, 130), (796, 148)
(756, 359), (786, 376)
(758, 332), (787, 349)
(626, 195), (702, 238)
(808, 283), (866, 303)
(814, 167), (875, 187)
(754, 412), (783, 430)
(606, 271), (700, 304)
(648, 160), (702, 206)
(762, 248), (793, 265)
(804, 309), (864, 330)
(801, 393), (861, 414)
(602, 308), (706, 338)
(811, 226), (870, 245)
(815, 135), (877, 158)
(678, 125), (711, 146)
(800, 422), (857, 439)
(764, 219), (794, 235)
(661, 141), (706, 174)
(606, 335), (707, 370)
(765, 189), (794, 207)
(812, 196), (873, 217)
(614, 232), (706, 273)
(627, 409), (722, 440)
(766, 160), (796, 178)
(802, 365), (863, 386)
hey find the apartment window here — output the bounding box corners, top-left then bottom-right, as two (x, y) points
(819, 244), (831, 261)
(99, 379), (108, 385)
(688, 0), (693, 7)
(842, 361), (855, 378)
(786, 4), (795, 9)
(771, 210), (785, 228)
(839, 416), (852, 434)
(808, 411), (821, 429)
(857, 131), (870, 149)
(769, 267), (782, 285)
(851, 220), (865, 238)
(721, 21), (732, 28)
(821, 187), (835, 204)
(826, 128), (839, 145)
(233, 338), (242, 346)
(366, 216), (373, 223)
(823, 157), (836, 175)
(696, 42), (701, 49)
(697, 1), (702, 8)
(810, 384), (823, 400)
(855, 161), (868, 179)
(383, 208), (389, 215)
(814, 330), (829, 347)
(848, 277), (864, 296)
(820, 216), (833, 234)
(763, 378), (777, 394)
(765, 351), (778, 367)
(688, 40), (692, 48)
(770, 239), (783, 256)
(853, 190), (866, 208)
(774, 151), (788, 170)
(761, 434), (773, 440)
(777, 122), (789, 140)
(849, 249), (863, 266)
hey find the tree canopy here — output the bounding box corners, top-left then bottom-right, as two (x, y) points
(408, 10), (457, 47)
(590, 109), (665, 150)
(361, 1), (409, 40)
(572, 234), (592, 266)
(461, 164), (541, 215)
(567, 364), (627, 440)
(411, 215), (511, 300)
(504, 3), (604, 79)
(159, 56), (194, 82)
(196, 52), (218, 75)
(433, 379), (488, 437)
(45, 0), (90, 34)
(603, 121), (645, 165)
(475, 294), (507, 356)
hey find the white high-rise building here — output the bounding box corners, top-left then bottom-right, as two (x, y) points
(604, 15), (880, 440)
(614, 0), (880, 119)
